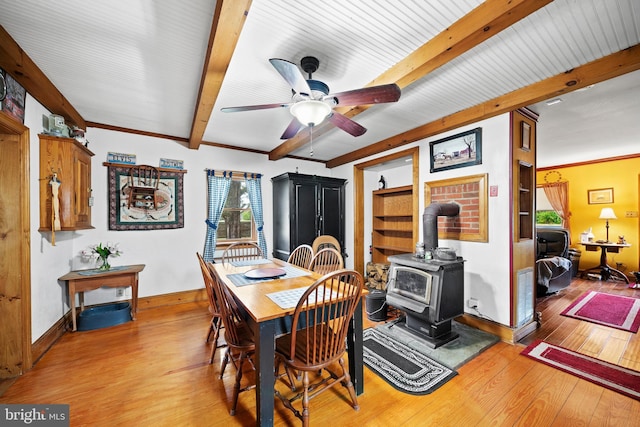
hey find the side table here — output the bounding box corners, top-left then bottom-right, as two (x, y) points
(581, 242), (630, 283)
(59, 264), (145, 331)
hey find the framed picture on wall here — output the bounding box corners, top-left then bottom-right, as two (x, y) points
(0, 69), (26, 124)
(521, 122), (531, 151)
(429, 127), (482, 173)
(587, 188), (614, 204)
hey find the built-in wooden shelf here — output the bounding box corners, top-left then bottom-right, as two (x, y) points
(371, 185), (414, 263)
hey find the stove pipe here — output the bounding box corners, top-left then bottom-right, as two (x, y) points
(423, 202), (460, 251)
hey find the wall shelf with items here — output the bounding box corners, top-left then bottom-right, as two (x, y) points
(39, 134), (94, 231)
(371, 185), (414, 263)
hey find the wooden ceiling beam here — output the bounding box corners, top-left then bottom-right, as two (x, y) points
(188, 0), (252, 149)
(0, 25), (85, 130)
(326, 43), (640, 168)
(268, 0), (552, 161)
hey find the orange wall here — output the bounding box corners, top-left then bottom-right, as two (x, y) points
(537, 156), (640, 275)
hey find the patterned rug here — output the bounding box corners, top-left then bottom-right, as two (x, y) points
(560, 291), (640, 332)
(521, 340), (640, 401)
(363, 328), (457, 395)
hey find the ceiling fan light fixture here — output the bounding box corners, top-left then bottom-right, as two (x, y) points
(290, 100), (331, 127)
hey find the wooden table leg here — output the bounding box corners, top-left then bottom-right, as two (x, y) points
(69, 282), (77, 332)
(348, 299), (364, 396)
(254, 319), (276, 426)
(129, 273), (139, 320)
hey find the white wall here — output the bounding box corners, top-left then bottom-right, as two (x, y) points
(26, 95), (331, 341)
(26, 85), (513, 340)
(333, 115), (513, 326)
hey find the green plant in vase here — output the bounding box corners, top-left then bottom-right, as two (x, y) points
(81, 242), (122, 270)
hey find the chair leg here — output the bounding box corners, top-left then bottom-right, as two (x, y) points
(338, 358), (359, 410)
(301, 371), (310, 427)
(230, 353), (246, 416)
(206, 324), (214, 343)
(220, 349), (230, 379)
(208, 317), (222, 364)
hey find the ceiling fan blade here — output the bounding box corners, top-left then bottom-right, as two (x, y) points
(328, 112), (367, 137)
(269, 58), (312, 95)
(280, 118), (303, 139)
(221, 102), (292, 113)
(329, 83), (401, 107)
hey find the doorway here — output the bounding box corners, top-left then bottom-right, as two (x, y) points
(353, 147), (420, 273)
(0, 111), (32, 377)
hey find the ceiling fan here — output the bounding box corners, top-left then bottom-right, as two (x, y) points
(221, 56), (401, 140)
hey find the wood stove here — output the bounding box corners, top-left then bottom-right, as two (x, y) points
(385, 202), (465, 348)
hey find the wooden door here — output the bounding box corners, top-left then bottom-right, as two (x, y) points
(0, 113), (32, 377)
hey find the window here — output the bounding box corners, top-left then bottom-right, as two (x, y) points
(217, 180), (255, 242)
(536, 187), (562, 226)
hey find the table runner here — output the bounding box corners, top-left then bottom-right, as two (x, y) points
(226, 264), (311, 287)
(77, 266), (128, 276)
(229, 258), (272, 267)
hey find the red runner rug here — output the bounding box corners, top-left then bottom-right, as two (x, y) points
(560, 291), (640, 332)
(521, 340), (640, 401)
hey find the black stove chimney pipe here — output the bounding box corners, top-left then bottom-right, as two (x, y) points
(423, 202), (460, 251)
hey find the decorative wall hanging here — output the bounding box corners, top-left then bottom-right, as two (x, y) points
(424, 173), (488, 242)
(429, 127), (482, 173)
(107, 164), (186, 230)
(0, 69), (26, 124)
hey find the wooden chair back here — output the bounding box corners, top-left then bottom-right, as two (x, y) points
(287, 244), (314, 269)
(207, 264), (252, 349)
(274, 269), (363, 425)
(221, 242), (264, 265)
(309, 247), (343, 275)
(312, 235), (341, 254)
(196, 252), (219, 316)
(283, 269), (363, 368)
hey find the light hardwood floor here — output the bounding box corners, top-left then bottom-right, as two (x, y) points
(1, 277), (639, 426)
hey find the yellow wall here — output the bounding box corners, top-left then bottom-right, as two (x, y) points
(537, 156), (640, 276)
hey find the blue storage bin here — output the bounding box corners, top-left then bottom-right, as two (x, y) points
(77, 302), (132, 331)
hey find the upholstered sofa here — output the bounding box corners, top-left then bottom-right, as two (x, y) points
(536, 227), (579, 295)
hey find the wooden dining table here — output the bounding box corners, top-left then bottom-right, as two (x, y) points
(211, 258), (365, 427)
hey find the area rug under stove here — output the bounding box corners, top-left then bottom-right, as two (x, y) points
(521, 340), (640, 401)
(560, 291), (640, 332)
(363, 328), (456, 395)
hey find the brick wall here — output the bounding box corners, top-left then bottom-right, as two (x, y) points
(430, 181), (480, 235)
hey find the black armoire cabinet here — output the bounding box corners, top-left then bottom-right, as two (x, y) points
(271, 172), (346, 261)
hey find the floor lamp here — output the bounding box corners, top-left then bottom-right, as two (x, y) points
(598, 207), (617, 243)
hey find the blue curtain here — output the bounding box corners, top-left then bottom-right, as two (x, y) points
(203, 171), (232, 262)
(245, 173), (268, 257)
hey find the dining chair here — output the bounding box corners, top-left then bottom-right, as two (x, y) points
(274, 269), (364, 427)
(206, 262), (256, 416)
(196, 253), (225, 364)
(221, 242), (264, 265)
(308, 247), (343, 275)
(311, 235), (341, 254)
(287, 244), (314, 269)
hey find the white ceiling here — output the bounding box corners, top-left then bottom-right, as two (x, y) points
(0, 0), (638, 167)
